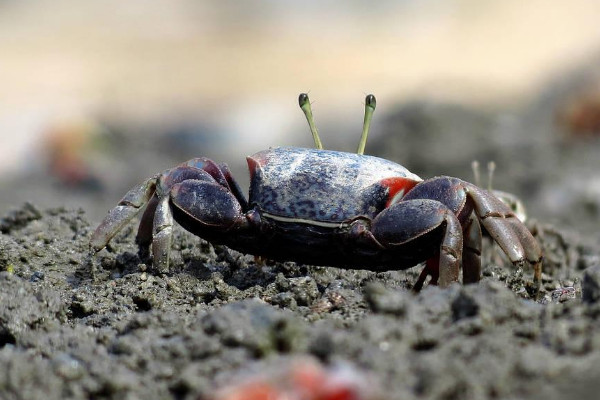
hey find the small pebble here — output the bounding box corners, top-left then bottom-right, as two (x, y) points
(30, 271), (45, 282)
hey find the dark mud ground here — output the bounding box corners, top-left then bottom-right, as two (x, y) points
(3, 201), (600, 400)
(3, 69), (600, 399)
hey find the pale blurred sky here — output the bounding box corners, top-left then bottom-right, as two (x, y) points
(1, 0), (600, 171)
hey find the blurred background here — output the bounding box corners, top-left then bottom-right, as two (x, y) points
(1, 0), (600, 234)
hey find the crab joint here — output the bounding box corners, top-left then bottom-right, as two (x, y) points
(357, 94), (376, 155)
(298, 93), (323, 150)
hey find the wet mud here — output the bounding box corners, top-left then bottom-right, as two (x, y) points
(1, 201), (600, 400)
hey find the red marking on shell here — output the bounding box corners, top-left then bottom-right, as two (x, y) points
(380, 177), (419, 207)
(246, 155), (263, 181)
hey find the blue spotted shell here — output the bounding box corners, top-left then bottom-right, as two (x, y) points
(247, 147), (422, 223)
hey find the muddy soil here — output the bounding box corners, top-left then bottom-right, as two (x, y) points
(0, 197), (599, 400)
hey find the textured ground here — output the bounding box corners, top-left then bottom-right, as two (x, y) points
(1, 199), (600, 400)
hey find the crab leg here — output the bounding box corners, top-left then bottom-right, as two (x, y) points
(438, 211), (462, 287)
(152, 195), (174, 273)
(135, 195), (159, 261)
(90, 177), (157, 253)
(462, 214), (482, 284)
(465, 183), (543, 284)
(413, 258), (438, 292)
(372, 199), (463, 288)
(414, 215), (480, 290)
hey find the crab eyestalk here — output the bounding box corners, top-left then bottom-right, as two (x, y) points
(299, 93), (323, 150)
(471, 160), (481, 187)
(357, 94), (376, 155)
(487, 161), (496, 191)
(472, 160), (497, 191)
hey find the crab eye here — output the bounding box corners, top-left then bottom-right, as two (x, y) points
(365, 94), (376, 108)
(298, 93), (309, 107)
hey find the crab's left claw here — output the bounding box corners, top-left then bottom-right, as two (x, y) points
(466, 183), (543, 288)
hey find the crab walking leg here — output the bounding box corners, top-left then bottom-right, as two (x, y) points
(135, 195), (159, 261)
(466, 183), (543, 284)
(462, 214), (482, 284)
(413, 258), (439, 292)
(438, 212), (463, 287)
(90, 177), (157, 253)
(372, 199), (463, 288)
(152, 195), (174, 273)
(414, 215), (480, 289)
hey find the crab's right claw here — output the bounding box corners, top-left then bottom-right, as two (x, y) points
(467, 184), (543, 289)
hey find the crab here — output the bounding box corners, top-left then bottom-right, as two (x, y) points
(90, 94), (542, 290)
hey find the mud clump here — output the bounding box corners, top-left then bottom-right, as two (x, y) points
(582, 264), (600, 303)
(0, 203), (599, 400)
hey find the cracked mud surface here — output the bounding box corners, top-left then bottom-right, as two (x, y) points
(1, 201), (600, 400)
